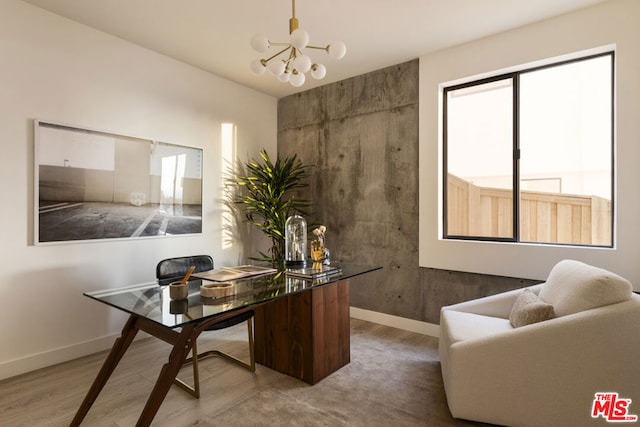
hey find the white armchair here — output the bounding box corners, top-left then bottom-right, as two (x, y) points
(439, 260), (640, 427)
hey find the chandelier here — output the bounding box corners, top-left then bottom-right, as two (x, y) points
(250, 0), (346, 88)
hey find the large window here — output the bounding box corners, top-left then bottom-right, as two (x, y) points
(443, 52), (613, 247)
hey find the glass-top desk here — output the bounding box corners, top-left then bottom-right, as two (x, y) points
(72, 263), (381, 427)
(84, 263), (379, 329)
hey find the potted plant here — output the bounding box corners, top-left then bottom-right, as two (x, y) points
(230, 149), (311, 267)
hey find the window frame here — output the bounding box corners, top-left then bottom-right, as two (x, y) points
(442, 51), (615, 248)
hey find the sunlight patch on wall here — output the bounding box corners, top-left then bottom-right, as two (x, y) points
(221, 123), (237, 250)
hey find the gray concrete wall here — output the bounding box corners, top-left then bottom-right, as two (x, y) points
(278, 60), (539, 324)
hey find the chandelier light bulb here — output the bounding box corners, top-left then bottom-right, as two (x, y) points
(250, 34), (270, 53)
(328, 41), (347, 59)
(268, 60), (286, 76)
(278, 72), (291, 83)
(310, 63), (326, 80)
(250, 59), (267, 75)
(290, 71), (306, 87)
(292, 54), (312, 74)
(290, 29), (309, 50)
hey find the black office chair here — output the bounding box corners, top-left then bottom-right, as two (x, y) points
(156, 255), (255, 398)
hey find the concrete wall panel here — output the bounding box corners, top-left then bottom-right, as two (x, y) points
(279, 60), (423, 320)
(279, 59), (538, 324)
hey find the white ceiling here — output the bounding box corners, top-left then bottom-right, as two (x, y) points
(22, 0), (606, 99)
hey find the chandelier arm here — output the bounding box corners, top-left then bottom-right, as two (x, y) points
(287, 48), (296, 62)
(264, 46), (292, 63)
(305, 45), (330, 52)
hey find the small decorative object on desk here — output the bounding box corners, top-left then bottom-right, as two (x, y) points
(285, 215), (308, 267)
(169, 265), (194, 300)
(200, 281), (236, 298)
(169, 281), (189, 300)
(311, 225), (328, 270)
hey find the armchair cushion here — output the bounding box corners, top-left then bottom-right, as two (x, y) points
(538, 259), (632, 317)
(509, 288), (555, 327)
(442, 310), (512, 344)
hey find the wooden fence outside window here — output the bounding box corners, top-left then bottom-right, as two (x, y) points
(447, 174), (611, 246)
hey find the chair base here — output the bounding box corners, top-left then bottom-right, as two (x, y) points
(173, 319), (255, 399)
(173, 339), (201, 398)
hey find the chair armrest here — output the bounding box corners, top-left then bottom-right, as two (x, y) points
(441, 283), (544, 319)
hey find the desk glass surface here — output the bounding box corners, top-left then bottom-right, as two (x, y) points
(84, 263), (380, 328)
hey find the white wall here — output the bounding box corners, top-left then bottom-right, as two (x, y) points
(419, 0), (640, 290)
(0, 0), (277, 379)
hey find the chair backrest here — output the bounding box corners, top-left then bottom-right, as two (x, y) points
(156, 255), (214, 285)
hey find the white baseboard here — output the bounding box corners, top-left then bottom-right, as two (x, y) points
(350, 306), (439, 338)
(2, 310), (437, 381)
(0, 333), (120, 381)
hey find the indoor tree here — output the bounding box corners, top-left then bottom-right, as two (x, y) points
(230, 149), (311, 267)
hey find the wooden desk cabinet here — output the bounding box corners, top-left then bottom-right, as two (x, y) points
(253, 278), (351, 384)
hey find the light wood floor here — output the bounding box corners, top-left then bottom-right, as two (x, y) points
(0, 319), (486, 426)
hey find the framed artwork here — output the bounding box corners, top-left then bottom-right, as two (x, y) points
(34, 120), (203, 244)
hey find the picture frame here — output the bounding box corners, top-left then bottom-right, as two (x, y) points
(34, 120), (203, 244)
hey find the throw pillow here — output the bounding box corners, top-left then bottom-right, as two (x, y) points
(538, 259), (632, 317)
(509, 288), (555, 328)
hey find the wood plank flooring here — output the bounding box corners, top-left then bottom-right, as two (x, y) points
(0, 319), (486, 426)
